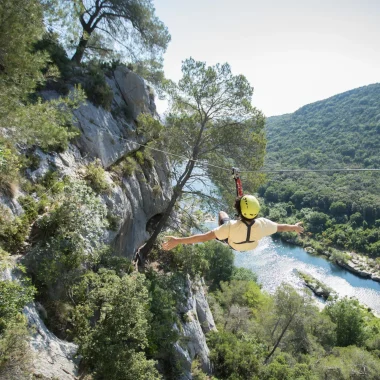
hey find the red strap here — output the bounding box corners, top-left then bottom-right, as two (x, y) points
(235, 177), (244, 197)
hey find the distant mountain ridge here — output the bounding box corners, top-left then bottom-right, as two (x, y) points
(259, 83), (380, 256)
(265, 83), (380, 170)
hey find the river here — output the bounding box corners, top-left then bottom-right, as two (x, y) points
(232, 236), (380, 314)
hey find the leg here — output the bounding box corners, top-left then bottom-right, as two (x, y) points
(216, 211), (230, 245)
(218, 211), (230, 225)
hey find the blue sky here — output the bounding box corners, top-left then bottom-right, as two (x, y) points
(154, 0), (379, 117)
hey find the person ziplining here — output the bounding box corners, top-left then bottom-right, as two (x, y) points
(162, 168), (304, 252)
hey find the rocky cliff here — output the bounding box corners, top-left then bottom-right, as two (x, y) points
(1, 66), (215, 379)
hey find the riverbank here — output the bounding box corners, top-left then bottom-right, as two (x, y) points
(277, 235), (380, 284)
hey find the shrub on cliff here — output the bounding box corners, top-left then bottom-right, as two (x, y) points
(0, 139), (19, 198)
(70, 270), (161, 379)
(26, 179), (108, 291)
(84, 63), (113, 110)
(0, 257), (35, 379)
(84, 161), (111, 195)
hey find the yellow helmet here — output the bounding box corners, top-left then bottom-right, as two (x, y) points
(240, 195), (260, 219)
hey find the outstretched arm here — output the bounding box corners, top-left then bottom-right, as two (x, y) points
(162, 231), (216, 251)
(277, 222), (304, 235)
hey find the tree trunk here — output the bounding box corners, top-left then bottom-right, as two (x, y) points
(137, 158), (196, 264)
(71, 34), (89, 64)
(264, 313), (295, 364)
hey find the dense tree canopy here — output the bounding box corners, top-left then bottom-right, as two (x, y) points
(260, 84), (380, 256)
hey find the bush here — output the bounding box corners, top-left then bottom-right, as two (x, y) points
(170, 244), (209, 279)
(0, 139), (19, 198)
(315, 346), (380, 380)
(112, 156), (137, 179)
(33, 32), (72, 81)
(0, 207), (30, 254)
(324, 297), (366, 347)
(0, 268), (35, 379)
(196, 240), (234, 290)
(106, 212), (120, 231)
(84, 161), (111, 194)
(231, 267), (258, 283)
(26, 179), (108, 291)
(84, 63), (113, 110)
(71, 270), (161, 380)
(134, 148), (155, 168)
(145, 271), (182, 374)
(0, 315), (32, 380)
(0, 280), (35, 333)
(308, 212), (329, 233)
(208, 330), (260, 379)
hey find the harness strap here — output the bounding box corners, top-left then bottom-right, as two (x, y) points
(233, 219), (256, 245)
(232, 167), (244, 197)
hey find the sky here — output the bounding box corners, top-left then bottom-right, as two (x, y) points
(153, 0), (379, 117)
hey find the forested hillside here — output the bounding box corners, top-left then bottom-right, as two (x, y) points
(260, 84), (380, 256)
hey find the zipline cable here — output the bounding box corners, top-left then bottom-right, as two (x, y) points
(94, 124), (380, 175)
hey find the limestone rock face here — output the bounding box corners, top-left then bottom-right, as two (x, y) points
(112, 66), (155, 119)
(104, 150), (172, 258)
(174, 277), (217, 379)
(25, 304), (79, 380)
(26, 68), (172, 259)
(0, 66), (217, 379)
(1, 263), (79, 380)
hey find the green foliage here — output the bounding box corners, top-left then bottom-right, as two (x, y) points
(84, 63), (113, 110)
(191, 359), (209, 380)
(137, 113), (164, 141)
(112, 156), (138, 179)
(208, 330), (260, 379)
(307, 212), (330, 233)
(0, 314), (32, 380)
(133, 59), (167, 98)
(324, 297), (366, 347)
(26, 179), (108, 291)
(262, 84), (380, 255)
(84, 161), (111, 194)
(145, 270), (183, 376)
(0, 0), (46, 115)
(165, 58), (267, 212)
(213, 279), (265, 314)
(0, 139), (19, 197)
(231, 267), (259, 283)
(105, 212), (120, 231)
(0, 280), (35, 333)
(34, 31), (72, 81)
(197, 240), (234, 290)
(48, 0), (170, 64)
(15, 87), (84, 152)
(0, 261), (35, 378)
(70, 270), (161, 380)
(0, 0), (85, 152)
(170, 244), (209, 279)
(314, 346), (380, 379)
(259, 354), (318, 380)
(134, 148), (155, 169)
(0, 202), (37, 254)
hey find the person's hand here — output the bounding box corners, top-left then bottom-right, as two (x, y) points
(162, 236), (179, 251)
(294, 222), (304, 235)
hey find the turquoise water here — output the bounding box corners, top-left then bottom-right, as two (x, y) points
(233, 236), (380, 313)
